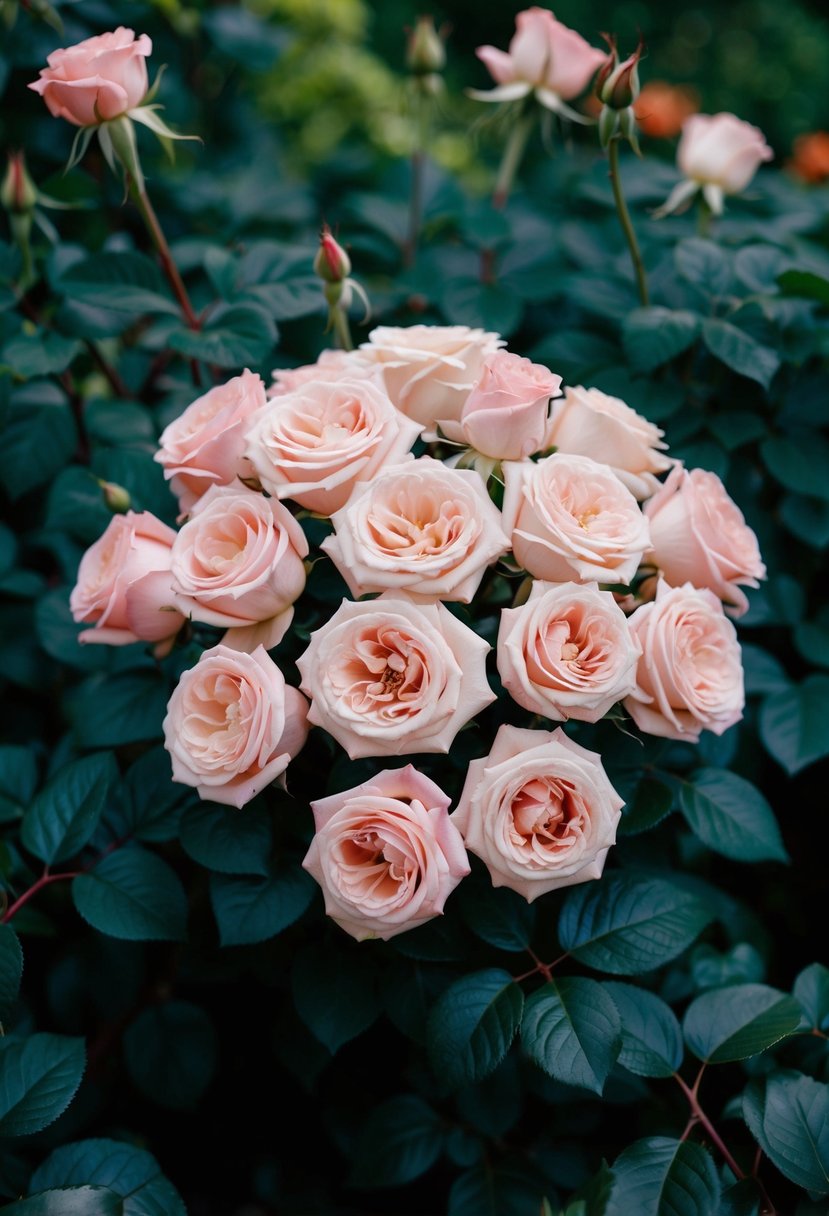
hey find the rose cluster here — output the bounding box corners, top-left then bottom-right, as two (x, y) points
(71, 324), (763, 939)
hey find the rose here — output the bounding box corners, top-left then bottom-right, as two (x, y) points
(679, 112), (773, 196)
(245, 376), (421, 517)
(28, 27), (152, 127)
(624, 580), (745, 743)
(451, 724), (623, 900)
(170, 484), (308, 652)
(296, 594), (494, 760)
(502, 452), (651, 585)
(163, 644), (309, 808)
(303, 766), (469, 941)
(268, 349), (371, 398)
(498, 581), (641, 723)
(643, 465), (765, 616)
(321, 457), (510, 602)
(475, 7), (605, 107)
(155, 370), (267, 515)
(70, 510), (184, 648)
(438, 351), (562, 460)
(358, 324), (504, 428)
(634, 80), (698, 140)
(546, 385), (674, 500)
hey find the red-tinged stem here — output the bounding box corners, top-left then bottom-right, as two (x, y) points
(674, 1070), (745, 1181)
(2, 868), (79, 924)
(132, 185), (199, 330)
(514, 949), (570, 984)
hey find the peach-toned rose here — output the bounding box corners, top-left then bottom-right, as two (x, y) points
(155, 370), (266, 515)
(303, 766), (469, 941)
(546, 385), (673, 500)
(268, 349), (371, 398)
(451, 724), (622, 901)
(163, 644), (308, 808)
(788, 132), (829, 184)
(624, 580), (744, 742)
(498, 582), (641, 723)
(245, 377), (421, 517)
(321, 457), (509, 603)
(170, 484), (308, 652)
(644, 466), (765, 616)
(438, 351), (562, 460)
(502, 453), (651, 585)
(296, 594), (494, 760)
(358, 325), (504, 429)
(29, 27), (152, 127)
(634, 81), (698, 139)
(70, 511), (184, 647)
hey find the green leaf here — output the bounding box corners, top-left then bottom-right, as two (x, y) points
(778, 268), (829, 305)
(458, 881), (535, 952)
(32, 1138), (186, 1216)
(168, 305), (277, 368)
(428, 969), (524, 1090)
(448, 1162), (545, 1216)
(794, 963), (829, 1032)
(622, 308), (701, 371)
(675, 239), (733, 296)
(794, 620), (829, 669)
(741, 645), (791, 697)
(22, 752), (117, 866)
(123, 1000), (217, 1109)
(4, 1187), (123, 1215)
(45, 468), (112, 545)
(0, 1033), (85, 1137)
(702, 318), (780, 388)
(350, 1095), (444, 1188)
(743, 1073), (829, 1196)
(181, 802), (273, 876)
(0, 745), (38, 823)
(209, 867), (314, 946)
(292, 941), (380, 1053)
(58, 253), (180, 316)
(72, 847), (187, 942)
(616, 774), (674, 836)
(677, 769), (788, 863)
(606, 1137), (720, 1216)
(558, 874), (714, 975)
(2, 332), (81, 379)
(762, 434), (829, 503)
(603, 983), (683, 1078)
(0, 925), (23, 1023)
(247, 276), (323, 320)
(70, 673), (169, 749)
(0, 382), (77, 499)
(121, 748), (188, 843)
(760, 676), (829, 773)
(684, 983), (802, 1063)
(521, 976), (621, 1094)
(441, 279), (523, 338)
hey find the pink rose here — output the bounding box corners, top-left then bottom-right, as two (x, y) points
(155, 370), (266, 515)
(624, 580), (745, 743)
(268, 349), (370, 397)
(644, 466), (765, 616)
(498, 581), (641, 723)
(303, 766), (469, 941)
(296, 594), (495, 760)
(70, 511), (184, 647)
(163, 644), (309, 808)
(502, 452), (651, 585)
(451, 724), (622, 901)
(170, 484), (308, 652)
(473, 8), (605, 110)
(438, 351), (562, 460)
(28, 27), (152, 127)
(546, 385), (673, 500)
(321, 457), (510, 603)
(245, 377), (421, 517)
(679, 113), (773, 195)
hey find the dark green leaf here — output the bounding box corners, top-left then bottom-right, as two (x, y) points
(350, 1095), (444, 1188)
(72, 847), (187, 942)
(428, 969), (524, 1089)
(58, 253), (180, 316)
(794, 964), (829, 1032)
(121, 748), (188, 843)
(458, 881), (535, 952)
(181, 802), (272, 876)
(684, 983), (802, 1063)
(124, 1001), (217, 1109)
(292, 941), (380, 1053)
(762, 435), (829, 503)
(760, 676), (829, 773)
(778, 269), (829, 305)
(675, 239), (733, 296)
(22, 752), (117, 866)
(0, 925), (23, 1023)
(441, 279), (523, 337)
(522, 977), (621, 1094)
(210, 867), (314, 946)
(0, 1033), (85, 1137)
(70, 672), (169, 749)
(448, 1162), (545, 1216)
(678, 769), (788, 863)
(32, 1138), (186, 1216)
(0, 745), (38, 824)
(622, 308), (701, 371)
(603, 983), (683, 1078)
(2, 332), (81, 379)
(702, 317), (780, 388)
(606, 1137), (720, 1216)
(168, 306), (277, 368)
(4, 1187), (123, 1215)
(0, 383), (77, 499)
(743, 1073), (829, 1196)
(617, 774), (674, 836)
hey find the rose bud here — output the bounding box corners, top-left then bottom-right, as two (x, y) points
(1, 152), (37, 216)
(314, 224), (351, 285)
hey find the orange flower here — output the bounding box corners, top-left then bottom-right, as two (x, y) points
(788, 132), (829, 183)
(634, 80), (698, 139)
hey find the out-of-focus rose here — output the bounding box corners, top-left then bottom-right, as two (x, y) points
(28, 27), (152, 127)
(155, 370), (266, 515)
(358, 325), (504, 429)
(451, 724), (622, 901)
(634, 80), (698, 139)
(70, 511), (183, 647)
(498, 581), (641, 723)
(245, 377), (421, 517)
(546, 385), (673, 500)
(644, 466), (765, 616)
(296, 594), (494, 760)
(268, 349), (371, 398)
(438, 351), (562, 460)
(303, 766), (469, 941)
(170, 484), (308, 652)
(163, 644), (308, 808)
(322, 457), (509, 603)
(679, 113), (773, 195)
(502, 452), (650, 585)
(788, 132), (829, 184)
(624, 580), (744, 742)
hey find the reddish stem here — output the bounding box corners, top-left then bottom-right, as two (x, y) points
(2, 868), (79, 924)
(133, 186), (199, 330)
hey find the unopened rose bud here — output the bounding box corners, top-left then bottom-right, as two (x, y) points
(314, 225), (351, 285)
(406, 16), (446, 76)
(98, 480), (132, 513)
(1, 152), (37, 216)
(600, 37), (644, 110)
(594, 33), (618, 100)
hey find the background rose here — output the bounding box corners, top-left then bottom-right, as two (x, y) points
(679, 112), (773, 195)
(28, 27), (152, 126)
(303, 766), (469, 941)
(451, 724), (623, 900)
(475, 8), (605, 107)
(438, 350), (562, 459)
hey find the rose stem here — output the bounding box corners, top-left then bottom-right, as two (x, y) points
(405, 90), (428, 266)
(607, 136), (649, 306)
(131, 183), (200, 330)
(2, 867), (80, 923)
(331, 303), (354, 352)
(493, 109), (535, 209)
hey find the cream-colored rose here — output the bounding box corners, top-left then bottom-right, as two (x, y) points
(546, 385), (673, 500)
(502, 452), (651, 585)
(303, 766), (469, 941)
(28, 27), (152, 126)
(498, 581), (641, 723)
(451, 724), (622, 901)
(644, 466), (765, 616)
(296, 594), (494, 760)
(268, 349), (371, 397)
(245, 376), (421, 517)
(163, 644), (308, 808)
(321, 457), (510, 603)
(680, 113), (773, 196)
(624, 580), (745, 742)
(170, 484), (308, 652)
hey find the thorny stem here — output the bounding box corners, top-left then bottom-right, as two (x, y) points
(493, 110), (535, 209)
(607, 137), (649, 307)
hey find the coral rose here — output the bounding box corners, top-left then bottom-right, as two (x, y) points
(29, 27), (152, 127)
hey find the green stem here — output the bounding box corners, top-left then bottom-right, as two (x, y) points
(406, 90), (430, 265)
(493, 110), (535, 209)
(331, 304), (353, 352)
(697, 198), (712, 238)
(608, 137), (649, 306)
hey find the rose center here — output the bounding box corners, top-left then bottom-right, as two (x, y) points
(560, 641), (580, 662)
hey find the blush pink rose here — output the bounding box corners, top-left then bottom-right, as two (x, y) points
(643, 465), (765, 616)
(451, 724), (622, 901)
(438, 351), (562, 460)
(170, 484), (308, 652)
(321, 457), (510, 603)
(679, 113), (773, 196)
(498, 581), (641, 723)
(296, 594), (495, 760)
(268, 349), (371, 397)
(70, 510), (184, 647)
(546, 385), (674, 500)
(245, 377), (421, 517)
(155, 370), (267, 515)
(502, 452), (651, 585)
(624, 580), (745, 742)
(303, 766), (469, 941)
(474, 8), (605, 106)
(163, 644), (309, 808)
(28, 27), (152, 126)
